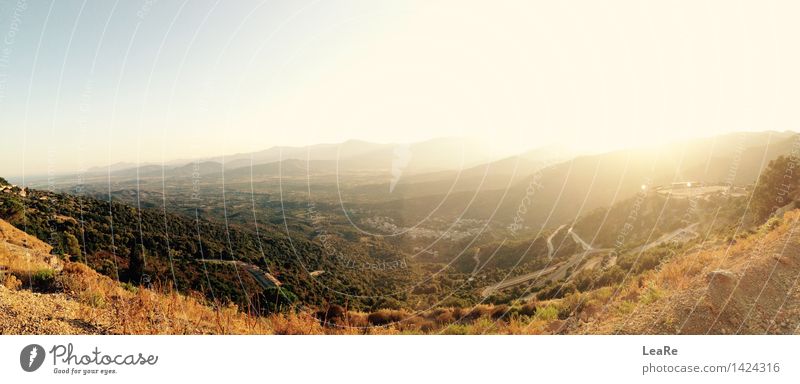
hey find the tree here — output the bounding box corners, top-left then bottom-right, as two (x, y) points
(752, 156), (800, 222)
(0, 176), (9, 186)
(128, 240), (146, 284)
(64, 233), (82, 261)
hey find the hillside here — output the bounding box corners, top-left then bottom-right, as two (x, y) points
(367, 131), (798, 229)
(0, 218), (273, 334)
(4, 136), (800, 335)
(0, 187), (422, 313)
(4, 204), (800, 335)
(0, 217), (536, 335)
(572, 211), (800, 334)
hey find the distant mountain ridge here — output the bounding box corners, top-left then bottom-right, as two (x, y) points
(82, 137), (514, 176)
(367, 130), (800, 228)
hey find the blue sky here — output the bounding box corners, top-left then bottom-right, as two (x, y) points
(1, 0), (396, 177)
(1, 0), (799, 177)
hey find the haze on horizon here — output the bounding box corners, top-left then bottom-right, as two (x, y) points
(1, 0), (799, 177)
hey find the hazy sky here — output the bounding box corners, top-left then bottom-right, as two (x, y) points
(1, 0), (799, 177)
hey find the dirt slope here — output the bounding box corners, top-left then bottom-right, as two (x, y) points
(581, 211), (800, 334)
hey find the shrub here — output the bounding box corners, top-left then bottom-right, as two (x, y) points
(121, 282), (138, 293)
(81, 290), (106, 308)
(316, 304), (347, 324)
(752, 156), (800, 221)
(537, 280), (577, 300)
(640, 283), (663, 305)
(490, 305), (510, 320)
(558, 293), (585, 319)
(464, 305), (492, 321)
(64, 233), (82, 260)
(442, 323), (469, 335)
(432, 309), (455, 324)
(534, 305), (559, 322)
(596, 265), (625, 287)
(3, 274), (22, 290)
(518, 301), (538, 317)
(31, 269), (56, 291)
(404, 317), (435, 332)
(615, 300), (636, 315)
(764, 217), (782, 232)
(367, 309), (407, 326)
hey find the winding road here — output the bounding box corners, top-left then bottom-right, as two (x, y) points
(471, 247), (482, 275)
(200, 259), (282, 289)
(569, 227), (597, 252)
(628, 223), (699, 254)
(546, 225), (566, 259)
(480, 224), (695, 298)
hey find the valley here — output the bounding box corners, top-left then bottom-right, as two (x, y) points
(3, 131), (800, 334)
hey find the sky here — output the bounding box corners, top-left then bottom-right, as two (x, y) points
(1, 0), (799, 177)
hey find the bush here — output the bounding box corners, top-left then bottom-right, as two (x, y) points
(558, 293), (585, 319)
(121, 282), (138, 293)
(3, 274), (22, 290)
(537, 280), (577, 300)
(431, 308), (455, 324)
(764, 217), (782, 232)
(518, 301), (538, 317)
(31, 269), (56, 291)
(640, 283), (663, 305)
(367, 309), (408, 326)
(64, 233), (82, 260)
(464, 305), (492, 321)
(81, 290), (106, 308)
(442, 323), (470, 335)
(490, 304), (510, 320)
(752, 156), (800, 222)
(534, 305), (559, 322)
(316, 304), (347, 324)
(596, 266), (625, 287)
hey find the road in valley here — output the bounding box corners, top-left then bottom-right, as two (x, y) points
(471, 247), (482, 275)
(628, 223), (699, 254)
(568, 227), (595, 252)
(546, 225), (566, 259)
(200, 259), (282, 289)
(480, 224), (697, 298)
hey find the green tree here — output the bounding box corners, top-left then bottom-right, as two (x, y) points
(128, 240), (146, 284)
(64, 233), (82, 260)
(752, 156), (800, 222)
(0, 176), (9, 186)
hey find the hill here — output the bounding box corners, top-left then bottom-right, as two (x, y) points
(0, 186), (420, 313)
(0, 218), (274, 334)
(366, 131), (798, 228)
(0, 217), (532, 335)
(575, 210), (800, 334)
